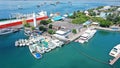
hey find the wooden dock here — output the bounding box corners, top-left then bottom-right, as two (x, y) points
(109, 53), (120, 65)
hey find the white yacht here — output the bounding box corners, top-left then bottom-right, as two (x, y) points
(78, 29), (97, 44)
(29, 44), (42, 59)
(109, 44), (120, 57)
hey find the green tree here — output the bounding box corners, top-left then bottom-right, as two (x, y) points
(47, 19), (52, 23)
(39, 26), (46, 31)
(70, 11), (90, 24)
(99, 19), (112, 27)
(40, 19), (52, 25)
(22, 19), (30, 27)
(89, 12), (96, 16)
(31, 26), (35, 30)
(48, 29), (55, 34)
(49, 24), (53, 29)
(72, 29), (77, 34)
(24, 23), (30, 27)
(40, 20), (48, 25)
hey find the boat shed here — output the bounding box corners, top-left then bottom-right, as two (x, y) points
(52, 16), (63, 21)
(83, 21), (92, 26)
(56, 30), (66, 35)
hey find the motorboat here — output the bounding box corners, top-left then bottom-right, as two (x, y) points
(29, 44), (42, 59)
(109, 44), (120, 57)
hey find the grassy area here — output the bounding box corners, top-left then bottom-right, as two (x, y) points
(69, 6), (120, 27)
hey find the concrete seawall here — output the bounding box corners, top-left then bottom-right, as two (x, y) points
(95, 26), (120, 32)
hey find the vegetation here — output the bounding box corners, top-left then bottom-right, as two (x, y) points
(24, 23), (30, 27)
(72, 29), (77, 34)
(89, 12), (96, 16)
(69, 6), (120, 27)
(48, 29), (55, 34)
(49, 24), (53, 29)
(40, 19), (52, 25)
(47, 19), (52, 23)
(39, 26), (47, 32)
(70, 12), (90, 24)
(31, 26), (35, 30)
(40, 20), (48, 25)
(106, 13), (120, 24)
(22, 19), (30, 27)
(91, 17), (112, 27)
(96, 6), (104, 10)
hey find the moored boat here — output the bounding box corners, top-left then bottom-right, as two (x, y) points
(0, 28), (19, 35)
(0, 11), (48, 29)
(76, 29), (97, 44)
(29, 44), (42, 59)
(109, 44), (120, 57)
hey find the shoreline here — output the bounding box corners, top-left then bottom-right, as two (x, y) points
(95, 26), (120, 32)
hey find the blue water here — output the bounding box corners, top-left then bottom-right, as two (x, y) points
(0, 30), (120, 68)
(0, 1), (120, 68)
(0, 1), (119, 19)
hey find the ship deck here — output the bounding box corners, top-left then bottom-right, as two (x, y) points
(109, 53), (120, 65)
(0, 16), (48, 29)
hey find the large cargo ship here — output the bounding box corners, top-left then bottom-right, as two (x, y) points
(0, 11), (48, 29)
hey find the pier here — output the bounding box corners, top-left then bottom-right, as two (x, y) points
(109, 53), (120, 65)
(68, 28), (87, 41)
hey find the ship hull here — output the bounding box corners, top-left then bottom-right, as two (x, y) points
(0, 16), (48, 29)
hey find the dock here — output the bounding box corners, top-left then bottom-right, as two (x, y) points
(109, 53), (120, 65)
(68, 28), (87, 41)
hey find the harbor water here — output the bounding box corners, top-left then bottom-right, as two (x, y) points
(0, 0), (120, 68)
(0, 30), (120, 68)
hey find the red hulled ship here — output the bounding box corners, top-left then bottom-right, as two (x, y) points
(0, 11), (48, 29)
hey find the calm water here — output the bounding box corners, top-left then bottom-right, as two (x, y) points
(0, 1), (120, 68)
(0, 1), (120, 19)
(0, 30), (120, 68)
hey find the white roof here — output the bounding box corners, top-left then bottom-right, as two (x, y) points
(117, 8), (120, 11)
(103, 6), (111, 9)
(85, 29), (91, 33)
(92, 22), (99, 25)
(84, 11), (89, 14)
(81, 33), (89, 37)
(56, 30), (66, 35)
(63, 14), (68, 17)
(53, 34), (67, 40)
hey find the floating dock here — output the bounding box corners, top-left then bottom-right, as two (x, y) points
(109, 53), (120, 65)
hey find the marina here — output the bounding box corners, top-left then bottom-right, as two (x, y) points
(0, 1), (120, 68)
(15, 35), (65, 59)
(1, 30), (120, 68)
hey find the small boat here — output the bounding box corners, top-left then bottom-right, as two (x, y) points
(45, 48), (51, 52)
(0, 28), (18, 35)
(17, 5), (23, 10)
(109, 44), (120, 57)
(29, 44), (42, 59)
